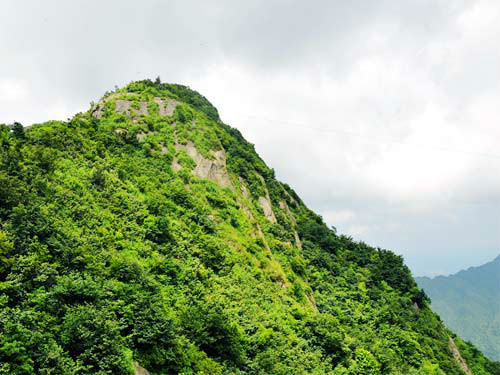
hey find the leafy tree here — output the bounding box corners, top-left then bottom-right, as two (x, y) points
(349, 348), (381, 375)
(10, 122), (25, 140)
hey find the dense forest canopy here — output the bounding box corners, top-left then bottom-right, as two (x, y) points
(0, 80), (498, 375)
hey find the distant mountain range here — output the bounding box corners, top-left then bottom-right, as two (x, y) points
(416, 255), (500, 361)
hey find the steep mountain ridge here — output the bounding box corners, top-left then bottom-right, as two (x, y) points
(417, 255), (500, 361)
(0, 80), (498, 374)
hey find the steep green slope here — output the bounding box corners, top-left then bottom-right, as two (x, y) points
(0, 80), (498, 375)
(416, 256), (500, 361)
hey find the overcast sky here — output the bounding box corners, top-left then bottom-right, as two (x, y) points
(1, 0), (499, 276)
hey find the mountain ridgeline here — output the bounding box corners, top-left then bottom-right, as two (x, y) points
(416, 255), (500, 362)
(0, 80), (498, 375)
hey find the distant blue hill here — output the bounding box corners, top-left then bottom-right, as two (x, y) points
(416, 255), (500, 360)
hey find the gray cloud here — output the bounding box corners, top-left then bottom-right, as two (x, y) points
(1, 0), (499, 276)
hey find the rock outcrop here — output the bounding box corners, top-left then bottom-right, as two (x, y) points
(258, 196), (277, 223)
(449, 337), (473, 375)
(154, 97), (179, 116)
(92, 94), (178, 119)
(174, 141), (232, 188)
(133, 362), (150, 375)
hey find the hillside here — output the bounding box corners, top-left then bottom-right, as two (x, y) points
(0, 80), (499, 375)
(416, 256), (500, 361)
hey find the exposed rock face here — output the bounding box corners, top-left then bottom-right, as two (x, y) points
(174, 141), (232, 188)
(239, 177), (299, 251)
(449, 337), (473, 375)
(134, 101), (148, 115)
(154, 97), (179, 116)
(92, 106), (104, 119)
(133, 362), (150, 375)
(293, 231), (303, 250)
(91, 95), (178, 119)
(239, 177), (250, 199)
(258, 196), (277, 223)
(279, 200), (302, 249)
(136, 131), (150, 141)
(306, 293), (319, 312)
(172, 156), (182, 172)
(115, 100), (131, 114)
(92, 93), (137, 119)
(254, 174), (277, 223)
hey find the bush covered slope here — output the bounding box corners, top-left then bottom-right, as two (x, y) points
(0, 80), (498, 375)
(417, 256), (500, 361)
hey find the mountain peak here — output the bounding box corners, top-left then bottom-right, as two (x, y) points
(1, 82), (498, 374)
(96, 80), (221, 122)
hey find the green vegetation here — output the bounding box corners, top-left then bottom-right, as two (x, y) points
(0, 80), (498, 374)
(417, 255), (500, 361)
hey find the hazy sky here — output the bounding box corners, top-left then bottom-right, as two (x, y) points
(1, 0), (499, 276)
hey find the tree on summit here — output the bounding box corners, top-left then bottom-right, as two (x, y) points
(10, 122), (25, 139)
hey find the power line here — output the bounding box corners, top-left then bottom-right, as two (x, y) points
(240, 114), (500, 161)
